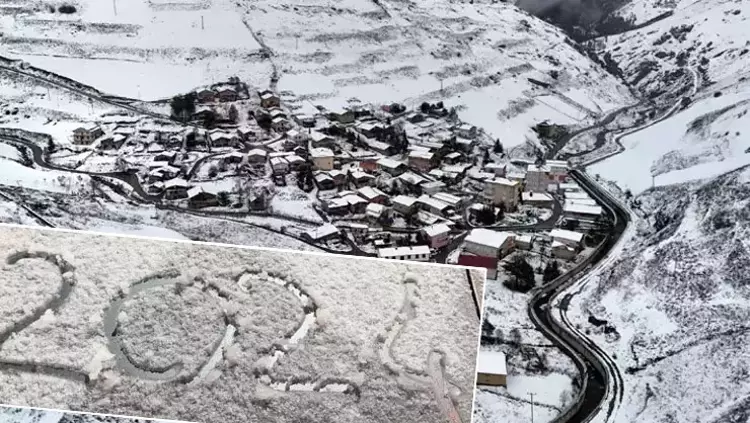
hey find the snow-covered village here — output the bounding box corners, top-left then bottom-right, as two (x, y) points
(2, 0), (750, 421)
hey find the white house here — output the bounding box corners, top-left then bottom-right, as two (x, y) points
(550, 229), (584, 248)
(464, 229), (515, 258)
(304, 223), (340, 242)
(515, 234), (533, 250)
(563, 203), (603, 219)
(365, 202), (389, 221)
(551, 241), (577, 260)
(392, 195), (418, 215)
(422, 223), (451, 249)
(310, 147), (335, 170)
(484, 178), (521, 210)
(377, 245), (431, 262)
(525, 164), (552, 193)
(522, 191), (554, 208)
(377, 157), (407, 176)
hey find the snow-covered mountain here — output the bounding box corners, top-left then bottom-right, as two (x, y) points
(580, 0), (750, 193)
(0, 0), (633, 148)
(565, 165), (750, 423)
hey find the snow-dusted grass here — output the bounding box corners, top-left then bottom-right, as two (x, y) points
(0, 224), (481, 423)
(0, 404), (181, 423)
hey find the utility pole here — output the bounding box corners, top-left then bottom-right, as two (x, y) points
(112, 0), (117, 16)
(529, 393), (535, 423)
(295, 34), (299, 50)
(201, 15), (204, 30)
(652, 174), (655, 188)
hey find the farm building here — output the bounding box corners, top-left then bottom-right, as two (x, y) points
(476, 351), (507, 387)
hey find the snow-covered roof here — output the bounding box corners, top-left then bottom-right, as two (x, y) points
(488, 177), (519, 187)
(315, 173), (333, 183)
(445, 152), (462, 160)
(465, 229), (513, 250)
(378, 245), (431, 258)
(260, 92), (278, 100)
(567, 198), (598, 206)
(327, 198), (348, 208)
(392, 195), (417, 208)
(527, 164), (551, 173)
(409, 150), (435, 160)
(310, 147), (334, 158)
(506, 171), (526, 180)
(546, 159), (569, 169)
(366, 202), (386, 217)
(310, 131), (332, 142)
(550, 229), (584, 244)
(329, 169), (345, 178)
(377, 157), (405, 169)
(271, 116), (286, 123)
(306, 223), (339, 240)
(516, 234), (533, 244)
(164, 178), (188, 189)
(350, 169), (374, 180)
(421, 180), (446, 190)
(270, 157), (288, 166)
(210, 131), (235, 141)
(286, 154), (305, 163)
(551, 240), (576, 251)
(187, 186), (207, 199)
(247, 148), (267, 157)
(564, 191), (591, 200)
(286, 129), (300, 138)
(522, 192), (553, 202)
(417, 194), (451, 211)
(358, 186), (387, 200)
(558, 182), (580, 191)
(484, 162), (505, 171)
(423, 223), (451, 238)
(563, 203), (603, 216)
(343, 194), (367, 205)
(432, 192), (462, 206)
(477, 350), (506, 376)
(357, 122), (382, 132)
(399, 172), (428, 185)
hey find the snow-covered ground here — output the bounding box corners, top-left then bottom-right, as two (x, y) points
(1, 0), (633, 147)
(0, 224), (481, 423)
(473, 278), (579, 423)
(0, 405), (181, 423)
(590, 79), (750, 193)
(1, 0), (271, 99)
(564, 165), (750, 423)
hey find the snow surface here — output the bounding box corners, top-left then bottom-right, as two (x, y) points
(591, 85), (750, 193)
(0, 224), (481, 423)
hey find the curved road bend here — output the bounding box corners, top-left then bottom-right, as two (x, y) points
(0, 134), (160, 202)
(527, 170), (630, 423)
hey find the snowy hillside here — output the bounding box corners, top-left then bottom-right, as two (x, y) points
(582, 0), (750, 193)
(0, 0), (633, 147)
(565, 165), (750, 423)
(599, 0), (749, 95)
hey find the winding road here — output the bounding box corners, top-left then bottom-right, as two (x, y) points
(522, 65), (698, 423)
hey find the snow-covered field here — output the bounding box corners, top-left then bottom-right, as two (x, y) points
(1, 0), (633, 147)
(0, 224), (481, 423)
(590, 79), (750, 193)
(1, 0), (271, 99)
(564, 165), (750, 423)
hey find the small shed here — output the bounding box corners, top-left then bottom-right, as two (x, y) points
(476, 350), (507, 386)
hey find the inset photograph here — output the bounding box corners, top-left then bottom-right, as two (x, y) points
(0, 224), (483, 423)
(0, 405), (180, 423)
